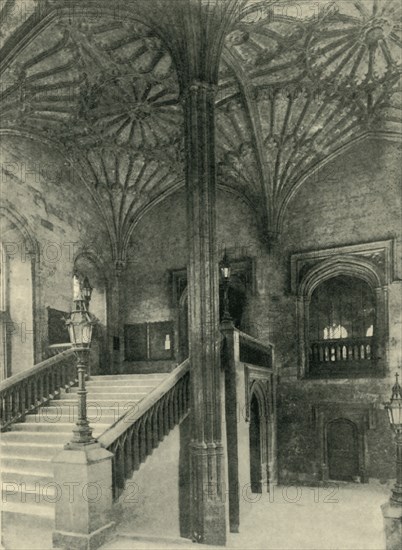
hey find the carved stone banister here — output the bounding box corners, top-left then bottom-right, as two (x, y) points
(0, 347), (77, 431)
(98, 359), (190, 501)
(99, 359), (190, 448)
(237, 329), (273, 352)
(237, 329), (274, 369)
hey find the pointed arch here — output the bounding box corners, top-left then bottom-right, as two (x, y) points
(0, 203), (39, 376)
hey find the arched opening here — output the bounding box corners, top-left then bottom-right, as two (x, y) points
(249, 393), (263, 493)
(0, 211), (36, 379)
(327, 419), (359, 482)
(74, 254), (108, 375)
(308, 275), (377, 376)
(219, 285), (246, 329)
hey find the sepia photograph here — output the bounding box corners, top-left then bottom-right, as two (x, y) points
(0, 1), (401, 549)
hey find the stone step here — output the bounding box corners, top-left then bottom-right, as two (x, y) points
(69, 390), (150, 399)
(90, 374), (167, 380)
(55, 398), (141, 409)
(1, 475), (56, 509)
(2, 502), (54, 520)
(0, 441), (64, 459)
(0, 431), (71, 444)
(1, 467), (53, 490)
(34, 404), (137, 424)
(86, 379), (165, 387)
(1, 457), (53, 476)
(11, 422), (110, 433)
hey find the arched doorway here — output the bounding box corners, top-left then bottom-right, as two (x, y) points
(327, 419), (359, 481)
(0, 209), (36, 380)
(249, 393), (263, 493)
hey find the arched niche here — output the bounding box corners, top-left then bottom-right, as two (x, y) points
(248, 379), (273, 493)
(0, 206), (38, 379)
(74, 252), (109, 374)
(291, 241), (393, 379)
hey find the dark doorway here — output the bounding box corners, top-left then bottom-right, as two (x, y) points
(249, 394), (262, 493)
(219, 285), (246, 329)
(327, 419), (359, 481)
(178, 293), (189, 362)
(178, 284), (246, 361)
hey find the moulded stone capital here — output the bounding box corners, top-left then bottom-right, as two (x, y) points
(181, 80), (217, 103)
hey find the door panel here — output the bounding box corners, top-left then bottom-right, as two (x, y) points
(327, 419), (359, 481)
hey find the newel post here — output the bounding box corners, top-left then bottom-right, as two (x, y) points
(52, 276), (114, 550)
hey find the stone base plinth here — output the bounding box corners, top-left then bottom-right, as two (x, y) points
(381, 500), (402, 550)
(52, 443), (115, 550)
(53, 521), (115, 550)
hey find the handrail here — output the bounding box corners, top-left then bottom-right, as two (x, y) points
(236, 329), (273, 354)
(0, 348), (75, 391)
(99, 359), (190, 501)
(0, 347), (77, 431)
(236, 329), (273, 369)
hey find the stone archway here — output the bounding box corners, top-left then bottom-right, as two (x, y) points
(248, 381), (270, 493)
(0, 206), (38, 378)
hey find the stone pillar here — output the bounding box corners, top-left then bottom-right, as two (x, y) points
(108, 260), (125, 374)
(183, 81), (226, 545)
(382, 431), (402, 550)
(382, 502), (402, 550)
(52, 443), (115, 550)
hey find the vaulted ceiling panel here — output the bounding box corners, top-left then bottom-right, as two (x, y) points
(0, 0), (401, 254)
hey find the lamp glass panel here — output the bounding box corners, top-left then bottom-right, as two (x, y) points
(222, 267), (230, 279)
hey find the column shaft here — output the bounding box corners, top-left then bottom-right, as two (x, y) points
(184, 81), (226, 545)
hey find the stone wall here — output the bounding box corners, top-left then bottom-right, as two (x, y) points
(273, 137), (402, 483)
(121, 188), (262, 367)
(0, 134), (112, 373)
(121, 135), (401, 482)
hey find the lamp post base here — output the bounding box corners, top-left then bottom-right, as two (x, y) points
(382, 500), (402, 550)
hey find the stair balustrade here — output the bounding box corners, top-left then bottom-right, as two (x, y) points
(238, 330), (273, 368)
(0, 347), (77, 431)
(99, 359), (190, 501)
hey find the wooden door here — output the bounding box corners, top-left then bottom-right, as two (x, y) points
(327, 419), (359, 481)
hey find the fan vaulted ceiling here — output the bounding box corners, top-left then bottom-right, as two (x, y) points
(0, 0), (401, 261)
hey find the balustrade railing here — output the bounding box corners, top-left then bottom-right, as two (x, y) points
(99, 359), (190, 501)
(0, 348), (77, 431)
(310, 337), (374, 364)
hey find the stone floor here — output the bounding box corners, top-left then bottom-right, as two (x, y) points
(101, 482), (390, 550)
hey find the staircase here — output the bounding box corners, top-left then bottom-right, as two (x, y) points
(0, 373), (167, 548)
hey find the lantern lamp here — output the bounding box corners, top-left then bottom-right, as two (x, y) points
(385, 373), (402, 433)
